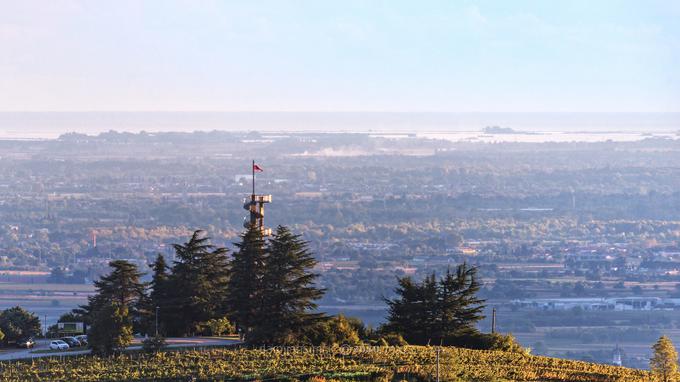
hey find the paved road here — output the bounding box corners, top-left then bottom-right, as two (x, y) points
(0, 337), (240, 361)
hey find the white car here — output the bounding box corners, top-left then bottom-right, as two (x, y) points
(49, 340), (70, 351)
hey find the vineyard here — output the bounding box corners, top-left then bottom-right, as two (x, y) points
(0, 346), (651, 381)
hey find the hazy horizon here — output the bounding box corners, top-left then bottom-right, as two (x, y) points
(1, 111), (679, 140)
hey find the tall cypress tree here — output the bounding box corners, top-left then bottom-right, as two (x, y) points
(249, 225), (325, 345)
(166, 231), (230, 336)
(146, 254), (170, 335)
(226, 226), (267, 337)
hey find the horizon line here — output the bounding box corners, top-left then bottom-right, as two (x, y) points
(1, 110), (679, 114)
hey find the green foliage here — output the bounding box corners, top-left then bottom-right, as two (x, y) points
(165, 231), (230, 336)
(303, 315), (362, 346)
(375, 333), (408, 346)
(248, 226), (325, 345)
(89, 302), (133, 356)
(344, 316), (371, 340)
(0, 306), (41, 344)
(141, 334), (167, 353)
(57, 312), (83, 323)
(144, 254), (170, 335)
(485, 333), (527, 353)
(198, 317), (234, 336)
(650, 335), (678, 382)
(383, 263), (485, 345)
(86, 260), (144, 356)
(227, 226), (267, 336)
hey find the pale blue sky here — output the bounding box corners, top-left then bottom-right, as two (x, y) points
(1, 0), (678, 112)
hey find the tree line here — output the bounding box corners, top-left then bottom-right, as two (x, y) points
(65, 224), (509, 355)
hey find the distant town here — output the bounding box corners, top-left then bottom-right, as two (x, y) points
(1, 130), (680, 368)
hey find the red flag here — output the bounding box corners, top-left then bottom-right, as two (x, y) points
(253, 163), (264, 172)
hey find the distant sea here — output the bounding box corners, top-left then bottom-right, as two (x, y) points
(0, 112), (678, 142)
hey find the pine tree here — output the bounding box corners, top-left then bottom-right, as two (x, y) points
(226, 226), (267, 337)
(147, 254), (170, 335)
(438, 263), (485, 336)
(384, 274), (438, 344)
(87, 260), (145, 355)
(249, 225), (325, 345)
(89, 260), (147, 308)
(166, 231), (230, 336)
(89, 301), (133, 356)
(383, 263), (485, 345)
(651, 336), (678, 382)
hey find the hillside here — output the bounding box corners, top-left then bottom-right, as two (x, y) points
(0, 346), (650, 381)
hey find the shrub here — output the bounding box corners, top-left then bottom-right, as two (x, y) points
(142, 335), (167, 353)
(303, 315), (362, 346)
(379, 333), (408, 346)
(443, 332), (526, 353)
(197, 317), (234, 336)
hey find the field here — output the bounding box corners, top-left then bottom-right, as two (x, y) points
(0, 346), (650, 381)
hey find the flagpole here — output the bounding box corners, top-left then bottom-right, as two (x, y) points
(252, 159), (255, 198)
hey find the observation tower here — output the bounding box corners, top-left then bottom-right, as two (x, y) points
(243, 160), (272, 236)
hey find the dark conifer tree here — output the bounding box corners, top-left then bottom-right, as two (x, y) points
(89, 301), (133, 356)
(383, 273), (438, 344)
(92, 260), (147, 307)
(249, 225), (325, 345)
(444, 263), (485, 331)
(226, 226), (267, 337)
(86, 260), (145, 355)
(383, 263), (485, 345)
(166, 231), (230, 336)
(147, 254), (169, 333)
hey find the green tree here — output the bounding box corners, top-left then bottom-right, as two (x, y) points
(437, 263), (485, 337)
(84, 260), (146, 317)
(86, 260), (145, 355)
(145, 254), (170, 335)
(149, 254), (169, 309)
(383, 263), (486, 345)
(651, 336), (678, 382)
(89, 302), (133, 356)
(0, 306), (41, 344)
(227, 226), (267, 337)
(166, 231), (230, 336)
(382, 274), (438, 344)
(249, 226), (325, 345)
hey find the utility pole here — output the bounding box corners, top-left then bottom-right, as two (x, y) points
(436, 346), (440, 382)
(155, 306), (159, 336)
(491, 308), (497, 334)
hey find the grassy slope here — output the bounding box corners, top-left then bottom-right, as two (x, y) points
(0, 346), (650, 381)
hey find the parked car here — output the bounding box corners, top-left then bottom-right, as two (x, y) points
(60, 337), (81, 347)
(49, 340), (69, 351)
(75, 335), (88, 346)
(16, 337), (35, 348)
